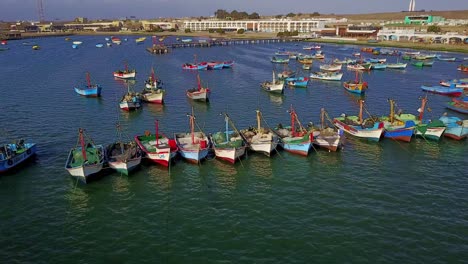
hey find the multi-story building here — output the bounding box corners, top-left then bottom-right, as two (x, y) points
(183, 18), (344, 33)
(404, 15), (445, 25)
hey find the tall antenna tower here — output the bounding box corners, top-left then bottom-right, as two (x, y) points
(37, 0), (45, 22)
(408, 0), (416, 12)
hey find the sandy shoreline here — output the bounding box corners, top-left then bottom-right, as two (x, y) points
(19, 31), (468, 54)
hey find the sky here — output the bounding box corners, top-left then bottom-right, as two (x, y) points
(0, 0), (467, 21)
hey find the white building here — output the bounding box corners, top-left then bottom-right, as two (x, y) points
(183, 18), (344, 33)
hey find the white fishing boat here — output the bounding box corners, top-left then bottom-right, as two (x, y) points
(187, 73), (210, 102)
(319, 64), (342, 72)
(106, 124), (142, 175)
(119, 83), (141, 111)
(310, 71), (343, 81)
(261, 71), (284, 94)
(387, 63), (407, 69)
(211, 113), (247, 164)
(241, 110), (279, 156)
(174, 109), (210, 164)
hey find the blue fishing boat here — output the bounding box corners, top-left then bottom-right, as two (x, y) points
(72, 44), (78, 49)
(207, 61), (224, 70)
(74, 73), (102, 97)
(439, 115), (468, 140)
(174, 109), (210, 164)
(0, 140), (37, 173)
(285, 77), (309, 88)
(381, 99), (415, 142)
(420, 85), (463, 96)
(271, 56), (289, 64)
(275, 106), (313, 156)
(439, 79), (468, 90)
(222, 60), (234, 68)
(95, 43), (104, 48)
(446, 97), (468, 114)
(371, 63), (387, 70)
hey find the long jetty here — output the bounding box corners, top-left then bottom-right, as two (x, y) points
(169, 38), (310, 49)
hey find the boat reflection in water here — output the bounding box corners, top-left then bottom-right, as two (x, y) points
(268, 93), (284, 105)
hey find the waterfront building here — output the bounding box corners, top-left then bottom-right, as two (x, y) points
(404, 15), (445, 25)
(377, 27), (468, 44)
(183, 18), (346, 33)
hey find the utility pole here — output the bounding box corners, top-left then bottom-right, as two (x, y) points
(37, 0), (45, 22)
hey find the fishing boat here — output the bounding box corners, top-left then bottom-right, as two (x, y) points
(446, 97), (468, 114)
(182, 63), (208, 70)
(380, 99), (416, 142)
(343, 71), (368, 94)
(271, 56), (289, 64)
(277, 68), (295, 79)
(141, 68), (165, 104)
(303, 45), (321, 50)
(119, 83), (141, 111)
(310, 109), (343, 151)
(404, 51), (420, 56)
(64, 128), (106, 183)
(22, 42), (37, 46)
(135, 120), (178, 167)
(207, 61), (224, 70)
(181, 38), (192, 43)
(1, 40), (7, 45)
(106, 123), (142, 175)
(72, 44), (78, 49)
(72, 41), (82, 45)
(457, 64), (468, 72)
(420, 85), (463, 96)
(333, 58), (356, 64)
(113, 63), (136, 79)
(352, 52), (361, 57)
(95, 43), (104, 48)
(370, 63), (387, 70)
(320, 64), (342, 72)
(275, 106), (313, 156)
(211, 113), (247, 163)
(310, 71), (343, 81)
(174, 109), (210, 164)
(32, 45), (40, 50)
(222, 61), (235, 68)
(298, 57), (313, 64)
(240, 110), (279, 156)
(347, 64), (366, 71)
(135, 37), (146, 44)
(106, 43), (112, 47)
(439, 79), (468, 89)
(333, 99), (384, 141)
(302, 64), (311, 70)
(0, 47), (9, 51)
(387, 63), (407, 69)
(74, 72), (102, 97)
(394, 96), (446, 141)
(111, 36), (121, 45)
(261, 71), (284, 94)
(0, 139), (37, 173)
(439, 115), (468, 140)
(187, 73), (210, 102)
(285, 77), (309, 88)
(423, 61), (434, 67)
(437, 55), (456, 62)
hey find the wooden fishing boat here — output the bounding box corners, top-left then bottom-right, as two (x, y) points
(74, 72), (102, 97)
(412, 61), (424, 67)
(311, 53), (325, 59)
(439, 79), (468, 89)
(285, 77), (309, 88)
(380, 99), (416, 142)
(182, 63), (208, 70)
(271, 56), (289, 64)
(347, 64), (365, 71)
(320, 64), (342, 72)
(394, 96), (446, 141)
(0, 47), (9, 51)
(333, 100), (384, 141)
(446, 97), (468, 114)
(174, 109), (210, 164)
(1, 40), (7, 45)
(402, 55), (412, 60)
(352, 52), (361, 57)
(207, 61), (224, 70)
(141, 68), (164, 104)
(64, 128), (106, 183)
(370, 63), (387, 70)
(135, 120), (178, 167)
(222, 61), (234, 68)
(32, 45), (40, 50)
(277, 68), (295, 79)
(119, 83), (141, 111)
(387, 63), (407, 69)
(437, 55), (456, 62)
(72, 44), (78, 49)
(72, 41), (82, 45)
(404, 51), (420, 56)
(106, 124), (142, 175)
(457, 64), (468, 72)
(113, 63), (136, 79)
(181, 38), (192, 43)
(303, 45), (321, 50)
(135, 37), (146, 44)
(275, 106), (313, 156)
(0, 139), (37, 173)
(95, 43), (104, 48)
(423, 61), (434, 66)
(310, 109), (343, 151)
(187, 73), (210, 102)
(261, 71), (284, 94)
(439, 116), (468, 140)
(420, 85), (463, 96)
(240, 110), (279, 156)
(111, 36), (122, 45)
(343, 71), (368, 94)
(302, 64), (311, 70)
(211, 113), (247, 164)
(298, 57), (313, 64)
(333, 58), (356, 64)
(310, 71), (343, 81)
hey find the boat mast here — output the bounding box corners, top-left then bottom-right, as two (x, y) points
(290, 106), (296, 137)
(155, 120), (159, 146)
(151, 67), (155, 83)
(388, 99), (395, 123)
(354, 70), (358, 83)
(225, 114), (229, 142)
(79, 128), (87, 161)
(359, 99), (364, 124)
(86, 72), (91, 87)
(197, 74), (202, 91)
(190, 108), (195, 144)
(256, 110), (261, 132)
(419, 96), (427, 121)
(321, 108), (325, 130)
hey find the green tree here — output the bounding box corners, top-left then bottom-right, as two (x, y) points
(427, 25), (441, 33)
(216, 28), (225, 34)
(248, 12), (260, 19)
(168, 28), (177, 32)
(237, 28), (245, 34)
(185, 28), (191, 33)
(215, 9), (228, 19)
(286, 13), (295, 17)
(277, 32), (284, 37)
(275, 15), (283, 19)
(208, 29), (215, 33)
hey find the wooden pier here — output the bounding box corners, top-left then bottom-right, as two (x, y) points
(168, 38), (309, 49)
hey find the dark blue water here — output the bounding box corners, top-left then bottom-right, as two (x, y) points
(0, 36), (467, 263)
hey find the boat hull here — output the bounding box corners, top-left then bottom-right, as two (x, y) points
(141, 90), (164, 104)
(74, 86), (102, 97)
(135, 135), (177, 167)
(383, 127), (414, 142)
(108, 157), (141, 175)
(213, 147), (246, 164)
(187, 89), (210, 101)
(280, 141), (311, 156)
(249, 141), (278, 156)
(0, 144), (37, 173)
(113, 72), (136, 79)
(414, 127), (446, 141)
(119, 101), (141, 111)
(313, 135), (341, 152)
(333, 119), (383, 141)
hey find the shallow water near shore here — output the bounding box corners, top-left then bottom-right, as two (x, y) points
(0, 36), (467, 263)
